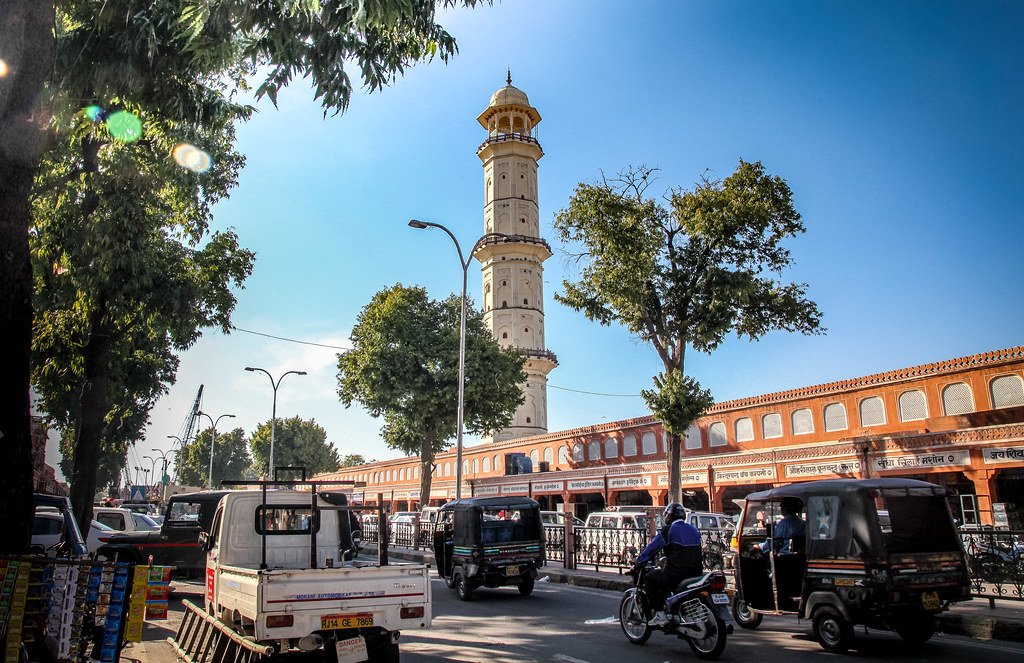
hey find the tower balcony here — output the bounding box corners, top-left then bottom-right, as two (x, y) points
(477, 132), (544, 155)
(473, 233), (552, 262)
(516, 347), (559, 371)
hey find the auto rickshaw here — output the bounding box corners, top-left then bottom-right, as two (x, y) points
(432, 496), (545, 601)
(731, 478), (971, 653)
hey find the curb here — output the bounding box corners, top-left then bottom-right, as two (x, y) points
(368, 545), (1024, 643)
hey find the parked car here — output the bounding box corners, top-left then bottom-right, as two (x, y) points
(93, 506), (160, 533)
(540, 510), (585, 528)
(33, 511), (114, 555)
(31, 494), (88, 558)
(389, 511), (418, 524)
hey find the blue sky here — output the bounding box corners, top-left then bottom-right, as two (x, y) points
(52, 1), (1023, 482)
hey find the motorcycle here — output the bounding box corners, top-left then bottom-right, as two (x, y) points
(619, 563), (733, 660)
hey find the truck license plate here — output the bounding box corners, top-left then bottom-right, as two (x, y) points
(321, 613), (374, 629)
(711, 593), (730, 605)
(506, 565), (520, 576)
(921, 591), (940, 611)
(334, 636), (368, 663)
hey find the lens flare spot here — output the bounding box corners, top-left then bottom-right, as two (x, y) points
(0, 59), (9, 77)
(85, 105), (106, 122)
(172, 143), (212, 173)
(107, 111), (142, 142)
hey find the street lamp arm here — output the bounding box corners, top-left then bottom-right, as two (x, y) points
(409, 219), (470, 271)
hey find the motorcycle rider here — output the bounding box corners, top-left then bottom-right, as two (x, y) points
(632, 502), (703, 626)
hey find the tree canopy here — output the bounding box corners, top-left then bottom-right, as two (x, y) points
(337, 284), (525, 506)
(250, 417), (341, 479)
(340, 454), (371, 468)
(0, 0), (487, 553)
(175, 426), (252, 488)
(554, 162), (824, 501)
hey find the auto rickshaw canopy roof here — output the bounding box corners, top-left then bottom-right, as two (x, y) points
(744, 477), (948, 503)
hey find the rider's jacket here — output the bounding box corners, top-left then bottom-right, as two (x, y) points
(637, 519), (703, 577)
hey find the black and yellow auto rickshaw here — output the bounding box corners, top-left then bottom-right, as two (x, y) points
(432, 496), (545, 601)
(732, 478), (971, 653)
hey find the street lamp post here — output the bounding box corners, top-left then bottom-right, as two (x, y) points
(151, 448), (173, 484)
(245, 367), (306, 479)
(143, 455), (157, 487)
(198, 412), (236, 488)
(409, 219), (501, 500)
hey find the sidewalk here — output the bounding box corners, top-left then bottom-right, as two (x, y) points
(371, 543), (1024, 644)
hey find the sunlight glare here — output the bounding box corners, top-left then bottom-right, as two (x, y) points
(172, 143), (212, 173)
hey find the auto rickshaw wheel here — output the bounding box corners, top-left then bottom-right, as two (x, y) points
(731, 598), (763, 629)
(455, 573), (474, 602)
(518, 576), (534, 596)
(813, 606), (853, 653)
(896, 613), (936, 644)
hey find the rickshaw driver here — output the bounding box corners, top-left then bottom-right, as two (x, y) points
(760, 497), (806, 554)
(631, 502), (703, 626)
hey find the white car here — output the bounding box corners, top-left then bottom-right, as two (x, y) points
(33, 511), (115, 555)
(93, 506), (160, 533)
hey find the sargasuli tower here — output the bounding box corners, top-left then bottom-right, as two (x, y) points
(474, 73), (557, 444)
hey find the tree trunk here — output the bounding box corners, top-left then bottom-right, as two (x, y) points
(417, 431), (435, 509)
(68, 302), (112, 532)
(0, 1), (55, 554)
(666, 431), (682, 504)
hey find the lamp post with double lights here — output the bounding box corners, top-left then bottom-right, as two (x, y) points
(151, 448), (173, 486)
(245, 367), (306, 479)
(407, 220), (512, 499)
(198, 412), (235, 488)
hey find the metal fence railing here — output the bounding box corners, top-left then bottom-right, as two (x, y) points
(961, 529), (1024, 602)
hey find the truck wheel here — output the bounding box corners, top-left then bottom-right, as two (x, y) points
(455, 573), (474, 602)
(896, 613), (936, 644)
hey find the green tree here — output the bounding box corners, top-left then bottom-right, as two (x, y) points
(337, 284), (526, 507)
(250, 417), (341, 478)
(554, 162), (824, 502)
(175, 427), (252, 488)
(340, 454), (370, 468)
(0, 0), (486, 553)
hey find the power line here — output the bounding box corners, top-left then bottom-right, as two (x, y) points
(231, 325), (642, 398)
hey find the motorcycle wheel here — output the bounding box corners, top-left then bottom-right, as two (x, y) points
(618, 590), (652, 645)
(686, 610), (727, 660)
(731, 598), (763, 629)
(813, 606), (853, 654)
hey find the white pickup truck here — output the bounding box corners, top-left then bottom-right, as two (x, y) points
(202, 487), (430, 663)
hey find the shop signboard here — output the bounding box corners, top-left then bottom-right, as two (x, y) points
(531, 481), (564, 493)
(473, 485), (500, 496)
(608, 475), (652, 489)
(873, 449), (970, 472)
(715, 466), (777, 482)
(501, 483), (530, 495)
(567, 478), (605, 492)
(784, 459), (859, 479)
(982, 445), (1024, 464)
(658, 471), (709, 486)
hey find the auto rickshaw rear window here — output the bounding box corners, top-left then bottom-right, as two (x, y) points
(874, 495), (959, 554)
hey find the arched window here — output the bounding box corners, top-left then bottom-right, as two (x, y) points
(463, 460), (469, 475)
(572, 444), (584, 463)
(735, 418), (754, 442)
(898, 390), (928, 421)
(709, 422), (727, 447)
(762, 413), (782, 439)
(558, 446), (570, 465)
(684, 424), (701, 449)
(642, 432), (657, 455)
(623, 434), (638, 456)
(483, 456), (491, 473)
(529, 449), (539, 466)
(413, 466), (418, 479)
(991, 374), (1024, 409)
(398, 468), (405, 481)
(860, 396), (886, 426)
(942, 382), (974, 415)
(543, 447), (553, 465)
(588, 440), (601, 460)
(604, 438), (617, 458)
(492, 455), (499, 473)
(824, 403), (847, 432)
(471, 459), (478, 474)
(791, 408), (814, 435)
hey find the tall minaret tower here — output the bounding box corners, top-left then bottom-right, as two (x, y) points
(474, 73), (557, 444)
